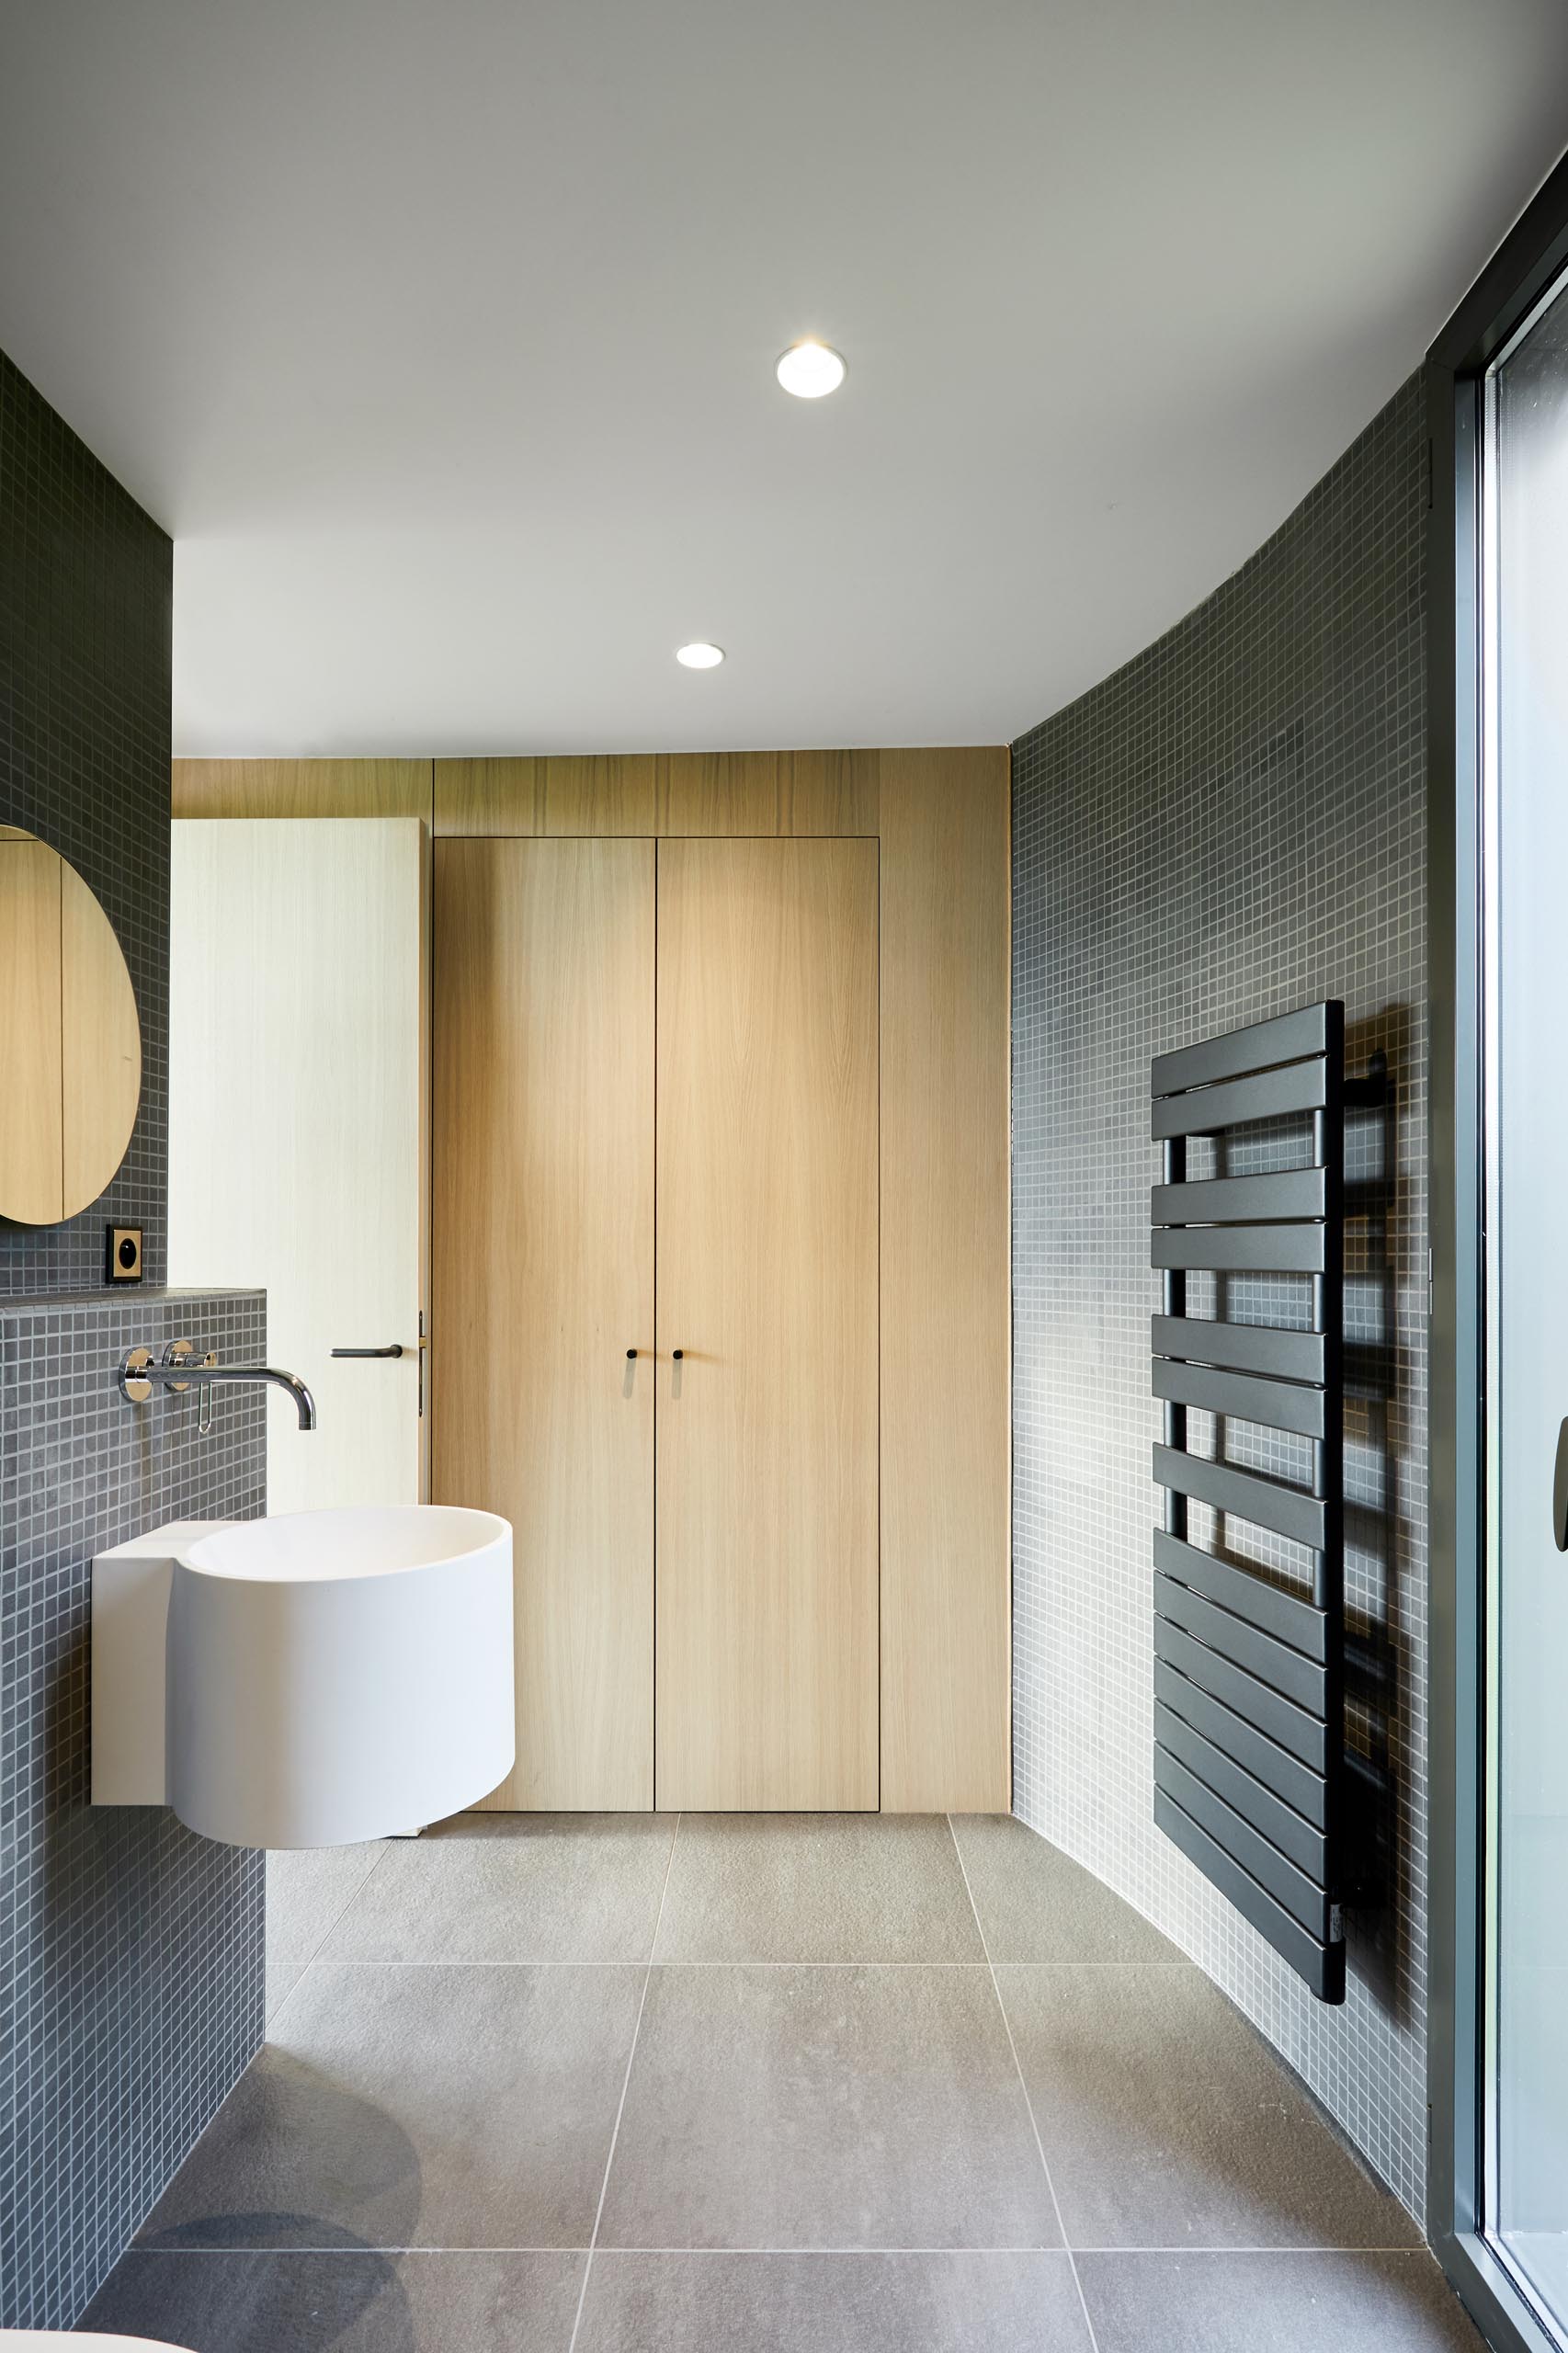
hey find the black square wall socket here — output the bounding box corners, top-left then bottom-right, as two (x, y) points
(106, 1224), (143, 1283)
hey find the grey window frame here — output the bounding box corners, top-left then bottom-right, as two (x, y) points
(1427, 142), (1568, 2353)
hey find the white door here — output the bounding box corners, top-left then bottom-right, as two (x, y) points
(169, 818), (427, 1511)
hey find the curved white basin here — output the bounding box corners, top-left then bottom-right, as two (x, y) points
(11, 2337), (197, 2350)
(11, 2338), (196, 2350)
(93, 1506), (514, 1849)
(172, 1506), (513, 1848)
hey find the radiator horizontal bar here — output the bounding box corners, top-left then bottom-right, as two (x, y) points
(1154, 1571), (1326, 1714)
(1153, 1530), (1327, 1661)
(1153, 1444), (1327, 1551)
(1153, 1223), (1326, 1275)
(1153, 1358), (1326, 1439)
(1152, 1004), (1335, 1099)
(1151, 1167), (1327, 1226)
(1154, 1700), (1328, 1881)
(1155, 1620), (1327, 1770)
(1155, 1747), (1331, 1938)
(1154, 1656), (1327, 1824)
(1155, 1788), (1344, 2002)
(1151, 1057), (1328, 1142)
(1152, 1315), (1326, 1384)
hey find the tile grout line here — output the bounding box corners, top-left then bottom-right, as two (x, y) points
(267, 1957), (1196, 1970)
(265, 1843), (400, 2029)
(947, 1814), (1103, 2353)
(565, 1810), (682, 2353)
(131, 2243), (1434, 2257)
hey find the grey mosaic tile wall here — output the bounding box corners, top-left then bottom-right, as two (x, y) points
(0, 1290), (267, 2330)
(1011, 370), (1429, 2214)
(0, 349), (265, 2327)
(0, 345), (172, 1295)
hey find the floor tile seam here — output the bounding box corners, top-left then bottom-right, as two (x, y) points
(125, 2240), (1172, 2258)
(280, 1842), (398, 1974)
(988, 1960), (1198, 1971)
(117, 2241), (1437, 2257)
(1053, 2246), (1448, 2258)
(128, 2245), (595, 2257)
(566, 1811), (682, 2353)
(278, 1957), (1012, 1970)
(261, 1965), (314, 2037)
(946, 1814), (1103, 2353)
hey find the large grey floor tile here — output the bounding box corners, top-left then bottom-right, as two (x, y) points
(654, 1814), (984, 1961)
(998, 1965), (1422, 2250)
(599, 1963), (1058, 2250)
(81, 2248), (585, 2352)
(576, 2251), (1092, 2349)
(951, 1816), (1180, 1963)
(1077, 2251), (1488, 2350)
(319, 1812), (677, 1963)
(140, 1963), (644, 2250)
(267, 1843), (388, 1967)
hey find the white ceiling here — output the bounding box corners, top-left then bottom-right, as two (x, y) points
(2, 1), (1565, 757)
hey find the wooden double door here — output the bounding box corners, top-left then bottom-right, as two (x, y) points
(434, 835), (880, 1811)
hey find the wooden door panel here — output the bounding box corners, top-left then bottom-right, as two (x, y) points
(434, 836), (655, 1810)
(655, 837), (880, 1810)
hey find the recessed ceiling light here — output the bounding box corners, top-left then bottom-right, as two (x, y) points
(676, 642), (724, 669)
(776, 340), (846, 399)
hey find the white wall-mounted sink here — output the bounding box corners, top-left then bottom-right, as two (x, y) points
(93, 1506), (514, 1848)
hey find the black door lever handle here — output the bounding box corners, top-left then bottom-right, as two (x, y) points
(1553, 1419), (1568, 1552)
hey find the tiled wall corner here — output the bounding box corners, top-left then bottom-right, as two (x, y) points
(1011, 369), (1430, 2216)
(0, 1291), (268, 2329)
(0, 346), (173, 1296)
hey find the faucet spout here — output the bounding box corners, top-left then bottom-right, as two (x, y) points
(197, 1363), (318, 1430)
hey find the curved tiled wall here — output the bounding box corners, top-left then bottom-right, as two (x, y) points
(1011, 371), (1430, 2216)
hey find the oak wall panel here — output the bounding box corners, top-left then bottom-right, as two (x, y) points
(543, 756), (658, 835)
(434, 757), (543, 835)
(778, 748), (881, 835)
(659, 751), (778, 835)
(879, 746), (1011, 1813)
(173, 759), (432, 823)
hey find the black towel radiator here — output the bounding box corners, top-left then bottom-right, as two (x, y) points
(1150, 1000), (1351, 2004)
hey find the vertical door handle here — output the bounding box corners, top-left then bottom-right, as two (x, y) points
(1554, 1419), (1568, 1552)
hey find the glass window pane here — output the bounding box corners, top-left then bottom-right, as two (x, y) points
(1490, 263), (1568, 2331)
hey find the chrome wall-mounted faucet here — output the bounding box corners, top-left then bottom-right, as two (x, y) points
(119, 1342), (317, 1430)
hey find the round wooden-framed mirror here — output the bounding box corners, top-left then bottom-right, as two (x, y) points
(0, 826), (142, 1225)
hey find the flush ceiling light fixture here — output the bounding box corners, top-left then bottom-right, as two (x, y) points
(676, 642), (725, 669)
(776, 339), (846, 399)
